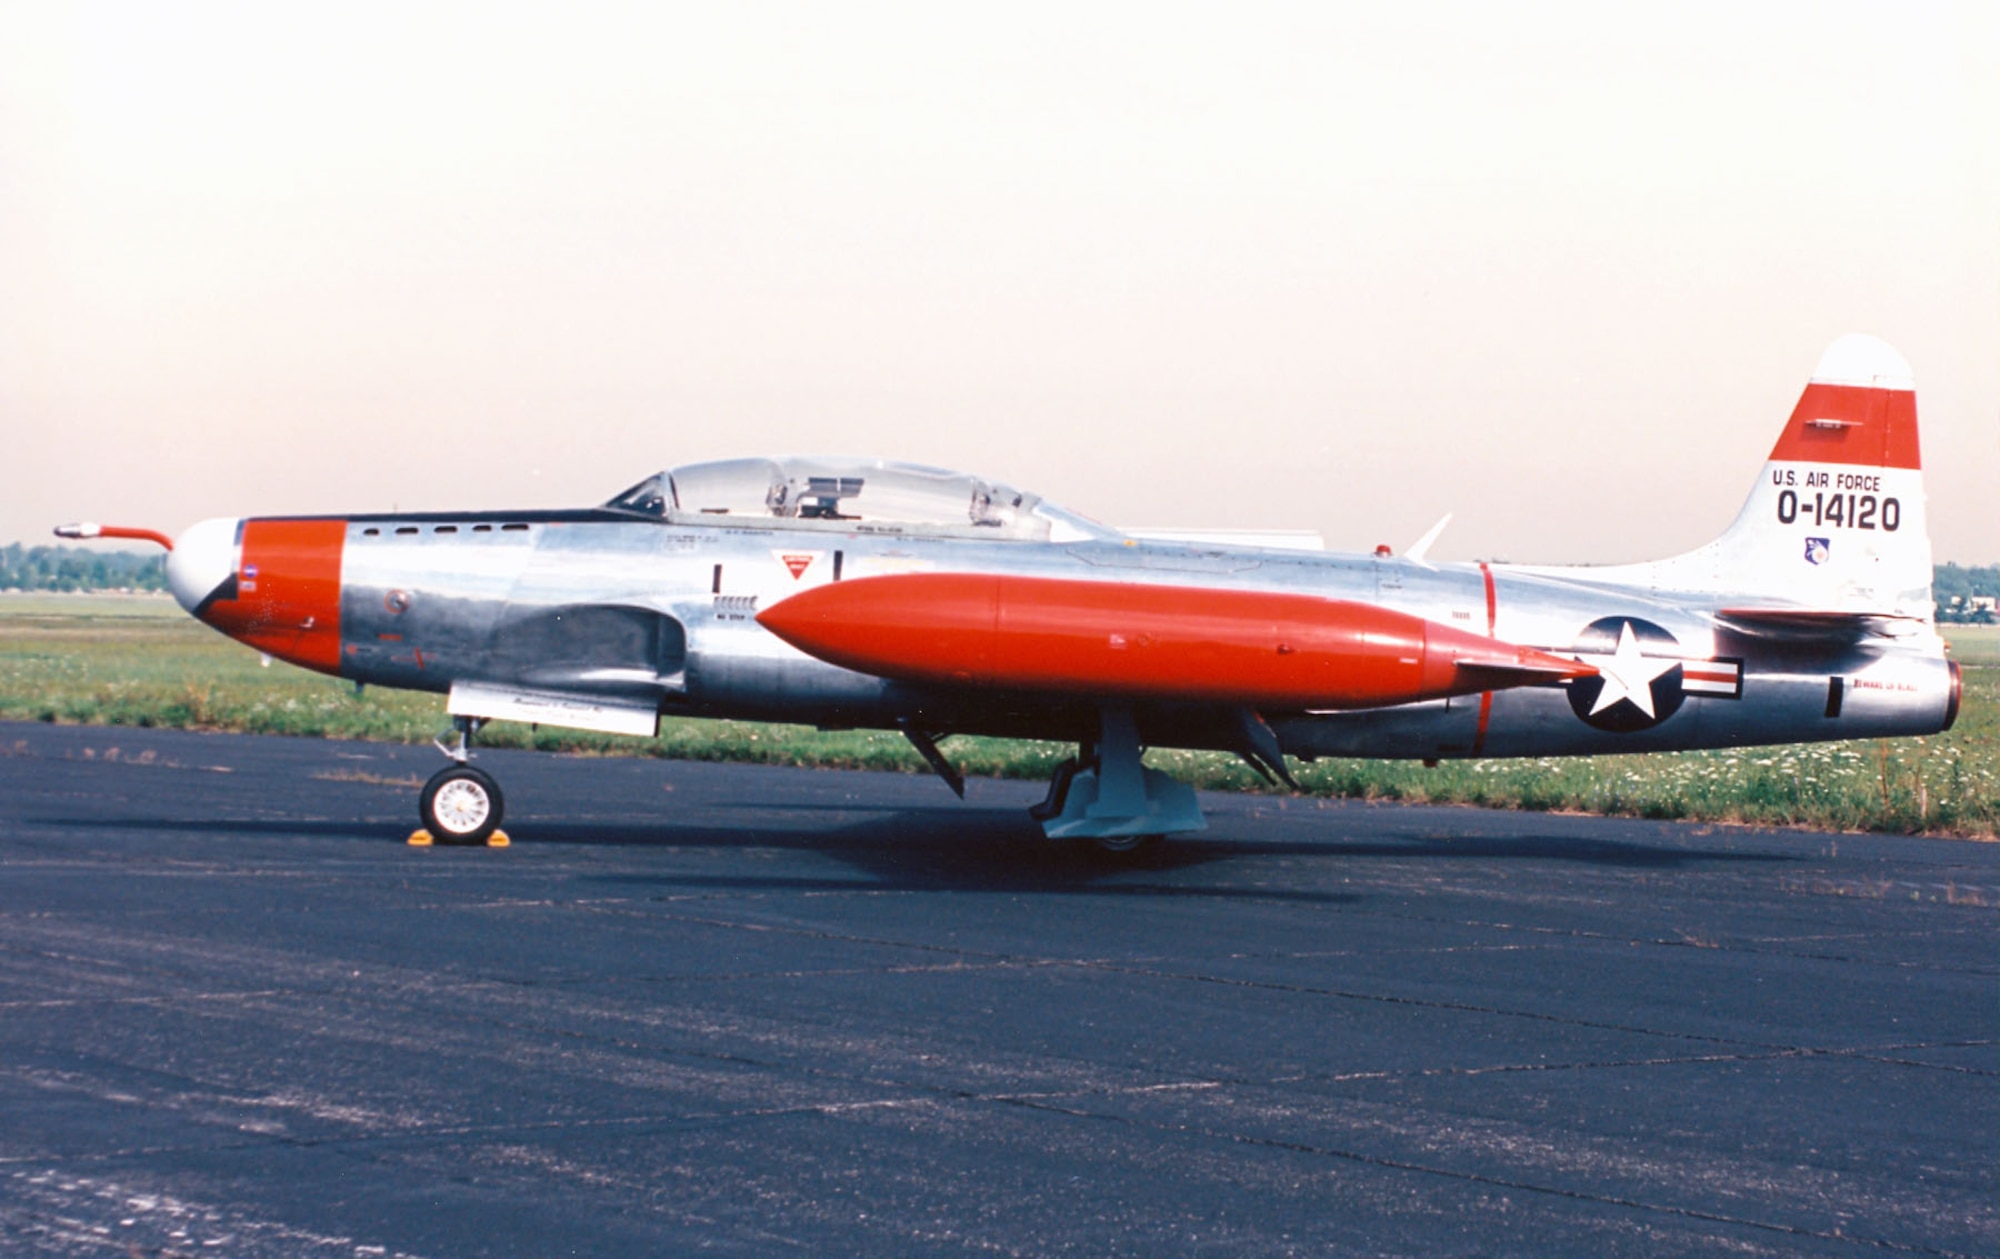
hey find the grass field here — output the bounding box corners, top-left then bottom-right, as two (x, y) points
(1, 593), (1993, 838)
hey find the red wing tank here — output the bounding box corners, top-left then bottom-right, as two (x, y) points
(61, 335), (1961, 849)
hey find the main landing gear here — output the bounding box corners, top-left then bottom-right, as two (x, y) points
(412, 716), (509, 847)
(1029, 707), (1206, 855)
(904, 707), (1206, 856)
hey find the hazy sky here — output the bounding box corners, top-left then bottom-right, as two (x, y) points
(4, 1), (1995, 563)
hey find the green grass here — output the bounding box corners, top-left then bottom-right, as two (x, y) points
(0, 592), (185, 618)
(2, 595), (1992, 838)
(1942, 624), (2000, 667)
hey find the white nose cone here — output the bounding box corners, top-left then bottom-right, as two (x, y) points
(167, 517), (242, 614)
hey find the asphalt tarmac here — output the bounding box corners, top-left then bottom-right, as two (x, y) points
(0, 720), (1993, 1257)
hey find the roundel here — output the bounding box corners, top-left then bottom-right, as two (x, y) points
(1565, 617), (1686, 733)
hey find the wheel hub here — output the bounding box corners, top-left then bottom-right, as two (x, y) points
(432, 779), (491, 835)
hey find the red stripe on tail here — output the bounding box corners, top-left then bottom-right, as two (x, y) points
(1767, 382), (1920, 469)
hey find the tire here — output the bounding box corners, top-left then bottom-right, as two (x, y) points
(1092, 833), (1162, 856)
(421, 765), (504, 845)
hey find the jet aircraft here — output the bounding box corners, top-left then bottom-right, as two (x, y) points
(59, 334), (1961, 849)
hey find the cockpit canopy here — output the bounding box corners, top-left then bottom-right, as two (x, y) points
(605, 457), (1110, 543)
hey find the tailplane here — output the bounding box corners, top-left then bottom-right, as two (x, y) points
(1543, 334), (1932, 619)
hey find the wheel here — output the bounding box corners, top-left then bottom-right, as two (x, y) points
(421, 765), (504, 845)
(1091, 833), (1162, 856)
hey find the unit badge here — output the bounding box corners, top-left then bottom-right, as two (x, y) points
(1804, 536), (1830, 565)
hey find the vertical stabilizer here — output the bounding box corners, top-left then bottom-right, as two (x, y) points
(1542, 335), (1932, 618)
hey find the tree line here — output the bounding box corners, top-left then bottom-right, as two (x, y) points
(0, 544), (167, 592)
(1934, 562), (2000, 623)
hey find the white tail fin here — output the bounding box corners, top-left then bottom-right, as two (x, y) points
(1546, 335), (1932, 618)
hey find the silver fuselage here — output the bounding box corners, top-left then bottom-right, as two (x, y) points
(330, 510), (1956, 760)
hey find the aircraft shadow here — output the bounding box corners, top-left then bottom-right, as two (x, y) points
(25, 816), (422, 843)
(29, 807), (1793, 904)
(528, 809), (1314, 897)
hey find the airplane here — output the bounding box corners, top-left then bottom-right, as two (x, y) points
(58, 333), (1961, 850)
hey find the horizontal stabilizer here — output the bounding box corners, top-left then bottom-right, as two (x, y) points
(1714, 608), (1928, 644)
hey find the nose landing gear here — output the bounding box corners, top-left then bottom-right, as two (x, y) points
(411, 716), (509, 847)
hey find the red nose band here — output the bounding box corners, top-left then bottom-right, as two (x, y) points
(197, 519), (347, 674)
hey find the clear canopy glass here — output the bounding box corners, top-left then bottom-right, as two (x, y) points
(605, 457), (1108, 542)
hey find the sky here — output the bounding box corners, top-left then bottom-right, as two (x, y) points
(3, 0), (1995, 564)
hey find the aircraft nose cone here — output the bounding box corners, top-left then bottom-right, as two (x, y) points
(167, 517), (242, 614)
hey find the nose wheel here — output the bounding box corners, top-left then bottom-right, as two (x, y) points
(412, 715), (509, 846)
(420, 764), (505, 845)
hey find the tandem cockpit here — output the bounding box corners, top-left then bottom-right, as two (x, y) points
(604, 457), (1113, 543)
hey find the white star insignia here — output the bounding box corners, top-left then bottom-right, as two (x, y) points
(1577, 621), (1676, 718)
